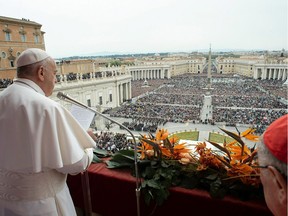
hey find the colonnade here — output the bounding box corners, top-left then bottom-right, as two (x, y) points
(118, 81), (131, 103)
(254, 64), (288, 80)
(129, 67), (169, 80)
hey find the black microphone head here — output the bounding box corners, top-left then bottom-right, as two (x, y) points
(57, 92), (66, 100)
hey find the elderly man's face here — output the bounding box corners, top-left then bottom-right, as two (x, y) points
(260, 167), (275, 211)
(43, 59), (57, 96)
(259, 162), (287, 216)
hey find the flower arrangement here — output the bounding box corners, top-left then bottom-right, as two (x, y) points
(106, 127), (264, 206)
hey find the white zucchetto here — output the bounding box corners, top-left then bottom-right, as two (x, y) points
(17, 48), (51, 67)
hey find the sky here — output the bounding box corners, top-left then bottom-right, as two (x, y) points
(1, 0), (287, 58)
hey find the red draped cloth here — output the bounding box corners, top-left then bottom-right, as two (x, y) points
(67, 162), (273, 216)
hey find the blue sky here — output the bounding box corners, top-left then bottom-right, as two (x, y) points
(1, 0), (287, 58)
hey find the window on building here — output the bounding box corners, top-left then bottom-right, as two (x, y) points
(34, 35), (39, 43)
(5, 32), (11, 41)
(87, 99), (91, 107)
(1, 52), (6, 59)
(21, 34), (27, 42)
(99, 96), (103, 105)
(109, 93), (112, 102)
(10, 60), (14, 67)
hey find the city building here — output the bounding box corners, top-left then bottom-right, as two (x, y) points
(216, 54), (288, 80)
(0, 16), (45, 79)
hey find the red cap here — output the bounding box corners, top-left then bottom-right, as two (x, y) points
(263, 114), (288, 164)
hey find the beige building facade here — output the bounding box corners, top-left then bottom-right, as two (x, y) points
(216, 55), (288, 80)
(129, 56), (206, 80)
(0, 16), (45, 79)
(52, 73), (132, 112)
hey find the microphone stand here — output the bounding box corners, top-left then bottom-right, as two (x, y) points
(81, 170), (92, 216)
(57, 92), (141, 216)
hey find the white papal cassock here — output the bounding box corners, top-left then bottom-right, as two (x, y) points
(0, 78), (96, 216)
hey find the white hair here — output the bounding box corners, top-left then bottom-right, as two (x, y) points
(257, 135), (287, 177)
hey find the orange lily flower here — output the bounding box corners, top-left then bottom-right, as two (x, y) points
(169, 135), (179, 145)
(156, 129), (169, 141)
(138, 139), (154, 159)
(241, 128), (259, 141)
(226, 143), (251, 161)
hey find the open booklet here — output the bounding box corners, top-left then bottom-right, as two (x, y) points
(70, 104), (95, 130)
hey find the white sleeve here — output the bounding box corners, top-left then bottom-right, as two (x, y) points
(56, 148), (94, 175)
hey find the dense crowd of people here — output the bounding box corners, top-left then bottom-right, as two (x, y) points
(109, 73), (287, 134)
(121, 116), (166, 133)
(92, 131), (134, 153)
(131, 79), (168, 98)
(213, 108), (287, 126)
(256, 79), (288, 100)
(110, 103), (201, 124)
(0, 78), (13, 88)
(212, 95), (286, 108)
(1, 73), (287, 135)
(137, 93), (204, 106)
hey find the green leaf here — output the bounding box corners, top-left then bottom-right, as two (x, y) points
(219, 127), (245, 146)
(205, 173), (219, 181)
(143, 189), (152, 205)
(160, 160), (172, 168)
(210, 186), (226, 199)
(92, 154), (103, 163)
(106, 150), (135, 168)
(179, 175), (199, 189)
(106, 160), (133, 168)
(159, 169), (173, 180)
(109, 151), (135, 162)
(146, 179), (161, 189)
(93, 148), (110, 158)
(143, 166), (156, 178)
(155, 187), (170, 206)
(219, 127), (246, 159)
(113, 149), (135, 158)
(209, 177), (226, 199)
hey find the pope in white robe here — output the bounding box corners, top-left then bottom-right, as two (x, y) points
(0, 48), (96, 216)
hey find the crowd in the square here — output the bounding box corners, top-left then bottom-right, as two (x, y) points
(1, 72), (286, 135)
(0, 79), (13, 88)
(131, 79), (168, 98)
(109, 73), (287, 134)
(92, 131), (134, 153)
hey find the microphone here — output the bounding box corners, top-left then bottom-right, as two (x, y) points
(57, 92), (89, 109)
(57, 91), (141, 216)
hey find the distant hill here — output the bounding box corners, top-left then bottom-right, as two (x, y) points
(57, 49), (276, 60)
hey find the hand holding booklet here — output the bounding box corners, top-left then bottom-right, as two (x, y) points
(70, 104), (95, 130)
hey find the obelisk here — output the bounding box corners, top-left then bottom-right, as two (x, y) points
(207, 44), (212, 89)
(201, 45), (213, 122)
